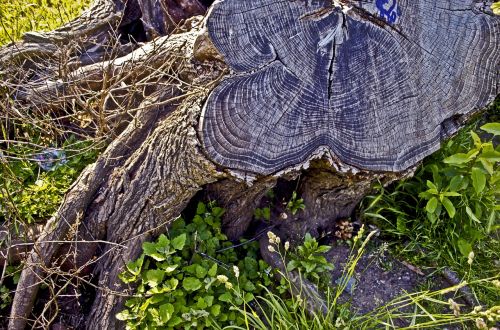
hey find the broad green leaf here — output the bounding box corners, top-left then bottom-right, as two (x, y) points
(211, 206), (225, 218)
(470, 131), (482, 148)
(154, 235), (171, 257)
(426, 180), (438, 190)
(146, 270), (165, 287)
(159, 303), (174, 324)
(465, 206), (480, 224)
(492, 171), (500, 185)
(243, 280), (256, 291)
(204, 295), (214, 307)
(195, 265), (207, 279)
(126, 256), (144, 275)
(161, 264), (178, 273)
(118, 272), (137, 284)
(419, 191), (434, 199)
(171, 233), (186, 250)
(211, 304), (221, 316)
(480, 150), (500, 163)
(196, 202), (206, 215)
(244, 257), (258, 274)
(480, 122), (500, 135)
(301, 261), (316, 273)
(196, 297), (208, 309)
(426, 197), (438, 213)
(116, 310), (135, 321)
(457, 239), (472, 257)
(146, 279), (179, 295)
(471, 167), (486, 194)
(218, 292), (232, 302)
(479, 158), (494, 175)
(315, 245), (331, 253)
(442, 197), (456, 218)
(442, 191), (461, 197)
(142, 242), (158, 257)
(475, 202), (483, 220)
(429, 164), (441, 188)
(182, 277), (202, 292)
(207, 263), (217, 277)
(168, 316), (183, 327)
(466, 150), (479, 160)
(443, 153), (471, 165)
(286, 259), (299, 271)
(262, 207), (271, 221)
(244, 292), (255, 303)
(449, 176), (463, 192)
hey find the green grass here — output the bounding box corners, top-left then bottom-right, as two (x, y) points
(360, 104), (499, 307)
(0, 0), (90, 45)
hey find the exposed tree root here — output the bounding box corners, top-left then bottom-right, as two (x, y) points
(1, 1), (418, 328)
(7, 24), (229, 328)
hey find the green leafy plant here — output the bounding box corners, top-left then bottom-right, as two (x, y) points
(0, 264), (22, 309)
(286, 233), (334, 285)
(224, 229), (500, 330)
(116, 202), (273, 329)
(361, 119), (499, 305)
(253, 207), (270, 221)
(417, 123), (499, 253)
(286, 191), (305, 215)
(0, 136), (100, 225)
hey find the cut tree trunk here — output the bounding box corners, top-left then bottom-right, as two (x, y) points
(1, 0), (498, 328)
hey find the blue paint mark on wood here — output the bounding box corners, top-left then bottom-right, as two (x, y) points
(376, 0), (402, 24)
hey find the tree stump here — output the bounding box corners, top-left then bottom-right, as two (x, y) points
(1, 0), (498, 328)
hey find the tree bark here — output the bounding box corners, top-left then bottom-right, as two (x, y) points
(1, 0), (498, 329)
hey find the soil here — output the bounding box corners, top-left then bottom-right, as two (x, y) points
(324, 236), (467, 328)
(326, 238), (425, 314)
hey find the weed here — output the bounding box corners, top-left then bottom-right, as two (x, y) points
(285, 233), (334, 287)
(286, 191), (305, 215)
(116, 202), (273, 329)
(361, 120), (499, 305)
(0, 136), (100, 226)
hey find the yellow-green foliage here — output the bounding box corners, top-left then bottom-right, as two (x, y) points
(0, 0), (91, 45)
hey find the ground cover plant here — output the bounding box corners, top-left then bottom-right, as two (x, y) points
(361, 110), (499, 307)
(0, 0), (90, 45)
(0, 0), (98, 318)
(116, 202), (274, 329)
(118, 210), (500, 329)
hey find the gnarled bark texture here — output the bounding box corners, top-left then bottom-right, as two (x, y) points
(1, 0), (498, 329)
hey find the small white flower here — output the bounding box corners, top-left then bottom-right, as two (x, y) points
(467, 251), (475, 265)
(233, 266), (240, 278)
(475, 318), (487, 329)
(217, 275), (228, 283)
(284, 241), (290, 251)
(267, 231), (277, 244)
(275, 236), (281, 244)
(268, 245), (276, 253)
(225, 282), (233, 289)
(448, 298), (460, 317)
